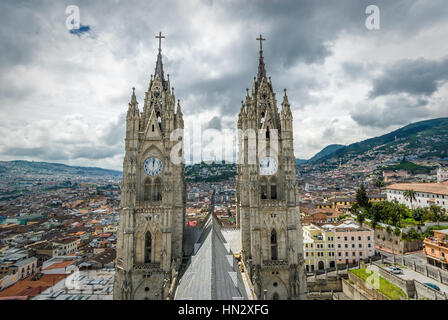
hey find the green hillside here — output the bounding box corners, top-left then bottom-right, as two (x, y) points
(308, 144), (345, 163)
(314, 118), (448, 165)
(380, 160), (436, 174)
(0, 160), (122, 177)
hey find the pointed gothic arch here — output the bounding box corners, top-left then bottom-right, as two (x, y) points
(144, 178), (151, 201)
(153, 177), (162, 201)
(144, 231), (152, 263)
(270, 177), (277, 200)
(156, 111), (162, 130)
(260, 177), (268, 199)
(271, 229), (278, 261)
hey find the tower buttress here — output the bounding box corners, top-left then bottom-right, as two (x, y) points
(114, 33), (185, 301)
(237, 35), (307, 300)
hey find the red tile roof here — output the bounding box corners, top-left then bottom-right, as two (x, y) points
(0, 274), (67, 299)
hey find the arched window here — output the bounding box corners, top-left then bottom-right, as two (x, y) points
(271, 229), (278, 260)
(266, 126), (270, 139)
(270, 177), (277, 200)
(260, 178), (267, 200)
(144, 231), (152, 263)
(157, 112), (162, 130)
(153, 178), (162, 201)
(144, 178), (151, 201)
(272, 292), (279, 300)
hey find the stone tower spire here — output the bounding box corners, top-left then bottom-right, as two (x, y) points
(154, 31), (167, 90)
(256, 34), (267, 81)
(114, 32), (186, 301)
(236, 36), (307, 301)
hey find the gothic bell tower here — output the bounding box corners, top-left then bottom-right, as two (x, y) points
(236, 35), (307, 300)
(114, 32), (186, 300)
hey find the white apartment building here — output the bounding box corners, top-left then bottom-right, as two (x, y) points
(438, 168), (448, 183)
(303, 224), (337, 272)
(322, 220), (375, 265)
(386, 182), (448, 210)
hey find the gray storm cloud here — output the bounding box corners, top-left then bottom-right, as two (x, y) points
(0, 0), (448, 169)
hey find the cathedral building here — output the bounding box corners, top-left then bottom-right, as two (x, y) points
(236, 35), (307, 300)
(113, 33), (186, 300)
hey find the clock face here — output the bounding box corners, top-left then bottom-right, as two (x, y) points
(144, 157), (163, 176)
(259, 157), (278, 175)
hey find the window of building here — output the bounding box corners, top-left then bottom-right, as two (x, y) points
(144, 231), (152, 263)
(270, 177), (277, 200)
(261, 178), (267, 199)
(144, 178), (151, 201)
(153, 178), (162, 201)
(271, 229), (278, 260)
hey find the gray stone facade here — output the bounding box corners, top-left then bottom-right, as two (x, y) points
(113, 43), (186, 300)
(236, 39), (307, 300)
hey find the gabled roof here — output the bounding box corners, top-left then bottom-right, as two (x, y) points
(386, 182), (448, 195)
(175, 214), (245, 300)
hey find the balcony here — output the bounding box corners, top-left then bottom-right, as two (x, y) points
(260, 199), (287, 208)
(262, 260), (288, 268)
(133, 262), (162, 272)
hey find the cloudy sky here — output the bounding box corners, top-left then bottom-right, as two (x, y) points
(1, 0), (448, 170)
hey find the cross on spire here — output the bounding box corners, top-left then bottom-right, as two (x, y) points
(155, 31), (165, 52)
(256, 34), (266, 51)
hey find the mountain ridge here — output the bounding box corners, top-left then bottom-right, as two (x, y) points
(306, 117), (448, 166)
(0, 160), (122, 177)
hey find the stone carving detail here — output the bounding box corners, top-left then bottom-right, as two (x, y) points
(236, 36), (306, 300)
(114, 34), (186, 300)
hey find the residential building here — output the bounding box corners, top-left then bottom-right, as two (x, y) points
(303, 224), (336, 272)
(386, 182), (448, 210)
(424, 229), (448, 270)
(438, 168), (448, 183)
(52, 238), (80, 256)
(5, 257), (38, 281)
(0, 270), (18, 291)
(322, 220), (375, 265)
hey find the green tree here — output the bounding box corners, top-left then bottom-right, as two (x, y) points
(374, 177), (386, 195)
(403, 189), (417, 210)
(428, 205), (443, 226)
(412, 207), (427, 232)
(356, 183), (371, 208)
(403, 227), (422, 241)
(356, 208), (367, 227)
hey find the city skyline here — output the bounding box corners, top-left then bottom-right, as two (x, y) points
(1, 0), (448, 170)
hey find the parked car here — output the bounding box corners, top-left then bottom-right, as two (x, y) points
(424, 283), (440, 291)
(387, 266), (403, 274)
